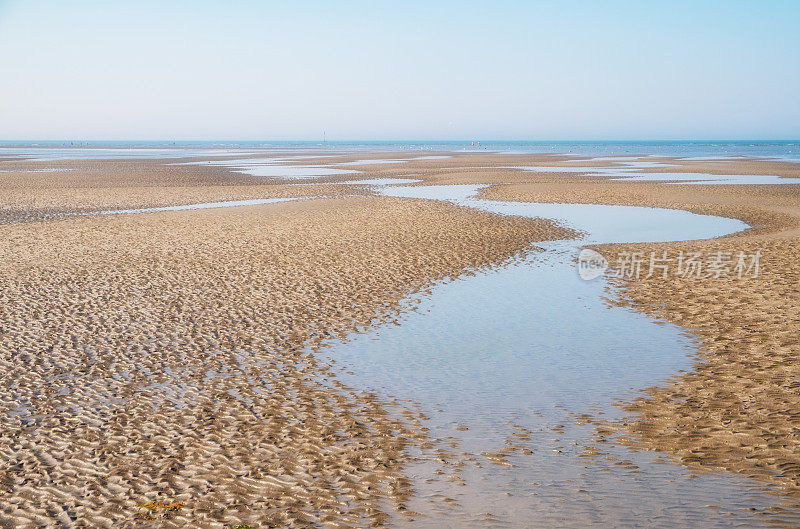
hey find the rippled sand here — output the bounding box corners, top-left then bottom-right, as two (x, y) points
(484, 162), (800, 501)
(0, 157), (371, 224)
(2, 151), (800, 526)
(0, 191), (568, 527)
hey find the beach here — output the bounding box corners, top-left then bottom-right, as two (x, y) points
(3, 0), (798, 525)
(0, 159), (569, 527)
(1, 148), (799, 527)
(481, 157), (800, 499)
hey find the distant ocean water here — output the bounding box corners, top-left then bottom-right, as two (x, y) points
(1, 141), (799, 161)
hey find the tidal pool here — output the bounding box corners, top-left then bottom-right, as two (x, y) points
(336, 178), (422, 186)
(612, 172), (800, 185)
(508, 161), (797, 185)
(179, 157), (359, 179)
(331, 155), (452, 165)
(316, 184), (799, 528)
(332, 159), (410, 165)
(0, 147), (256, 161)
(95, 197), (305, 215)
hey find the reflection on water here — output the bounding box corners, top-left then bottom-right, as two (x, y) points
(331, 155), (453, 166)
(0, 167), (73, 173)
(317, 184), (800, 527)
(613, 172), (799, 185)
(95, 197), (305, 215)
(0, 147), (256, 161)
(229, 165), (355, 179)
(333, 159), (410, 166)
(508, 160), (798, 185)
(336, 178), (422, 186)
(181, 157), (359, 179)
(379, 184), (747, 243)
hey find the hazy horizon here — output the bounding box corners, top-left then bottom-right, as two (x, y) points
(1, 1), (799, 141)
(1, 139), (799, 144)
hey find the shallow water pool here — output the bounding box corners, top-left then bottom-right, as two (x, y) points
(508, 161), (798, 185)
(316, 184), (799, 528)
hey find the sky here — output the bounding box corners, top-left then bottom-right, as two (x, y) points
(0, 0), (798, 141)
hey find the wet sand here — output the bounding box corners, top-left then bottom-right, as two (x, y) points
(0, 156), (371, 223)
(482, 161), (800, 501)
(0, 187), (568, 527)
(2, 151), (800, 525)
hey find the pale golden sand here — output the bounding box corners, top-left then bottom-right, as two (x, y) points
(483, 163), (800, 499)
(0, 157), (373, 223)
(3, 151), (800, 525)
(0, 193), (568, 527)
(0, 152), (583, 221)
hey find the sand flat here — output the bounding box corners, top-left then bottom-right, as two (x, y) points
(0, 194), (568, 527)
(483, 165), (800, 499)
(3, 151), (800, 525)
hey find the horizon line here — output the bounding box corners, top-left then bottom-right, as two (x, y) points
(1, 139), (799, 144)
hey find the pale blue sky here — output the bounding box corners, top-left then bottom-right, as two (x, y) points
(0, 0), (798, 140)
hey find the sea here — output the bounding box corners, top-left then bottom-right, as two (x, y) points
(0, 140), (799, 162)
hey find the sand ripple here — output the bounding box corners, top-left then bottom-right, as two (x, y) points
(0, 196), (566, 527)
